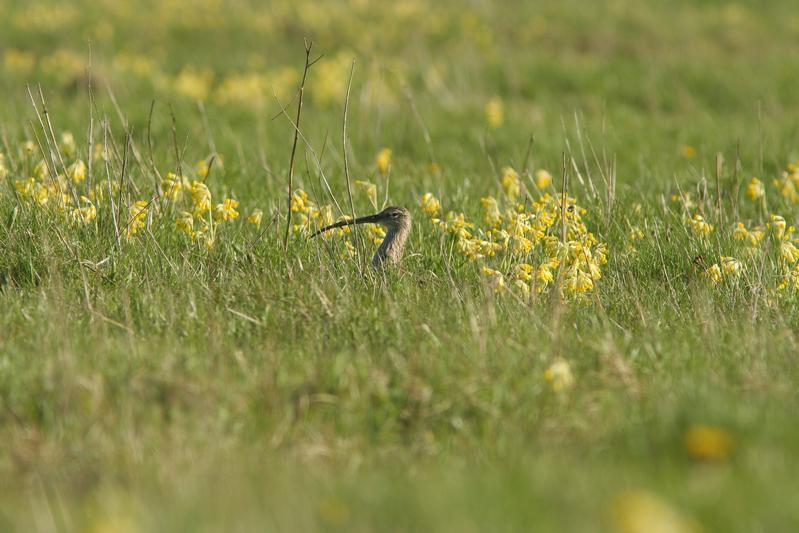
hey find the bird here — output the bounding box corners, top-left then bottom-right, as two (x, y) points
(311, 206), (411, 267)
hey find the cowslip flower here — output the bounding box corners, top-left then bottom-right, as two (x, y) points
(513, 279), (530, 299)
(290, 189), (310, 213)
(69, 159), (87, 184)
(681, 145), (697, 159)
(481, 266), (505, 292)
(69, 196), (96, 225)
(746, 177), (764, 201)
(191, 181), (212, 215)
(611, 490), (698, 533)
(375, 148), (392, 175)
(419, 193), (441, 217)
(683, 424), (735, 461)
(480, 196), (502, 227)
(768, 214), (786, 239)
(162, 173), (184, 201)
(176, 211), (194, 237)
(535, 169), (552, 189)
(247, 208), (263, 228)
(484, 96), (504, 128)
(214, 198), (240, 221)
(0, 153), (8, 179)
(779, 241), (799, 264)
(60, 131), (76, 158)
(703, 264), (722, 285)
(688, 214), (713, 237)
(367, 224), (386, 246)
(127, 200), (149, 237)
(544, 360), (574, 392)
(501, 166), (521, 201)
(720, 256), (743, 277)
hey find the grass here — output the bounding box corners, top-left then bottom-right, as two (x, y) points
(2, 0), (799, 531)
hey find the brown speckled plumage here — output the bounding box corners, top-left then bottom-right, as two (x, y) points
(311, 206), (411, 267)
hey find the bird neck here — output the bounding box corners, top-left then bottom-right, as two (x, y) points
(373, 221), (411, 266)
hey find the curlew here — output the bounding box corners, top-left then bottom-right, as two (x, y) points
(311, 206), (411, 267)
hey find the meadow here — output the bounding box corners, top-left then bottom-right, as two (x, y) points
(2, 0), (799, 531)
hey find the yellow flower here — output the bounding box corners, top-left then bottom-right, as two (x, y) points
(291, 189), (310, 213)
(535, 169), (552, 189)
(683, 424), (735, 461)
(0, 153), (8, 180)
(176, 211), (194, 237)
(375, 148), (392, 175)
(746, 177), (764, 201)
(513, 263), (534, 281)
(780, 241), (799, 264)
(720, 256), (742, 277)
(513, 279), (530, 298)
(161, 173), (184, 201)
(481, 266), (505, 292)
(367, 224), (386, 246)
(174, 66), (213, 101)
(4, 49), (36, 75)
(501, 166), (521, 201)
(611, 490), (699, 533)
(33, 182), (49, 205)
(688, 214), (713, 237)
(732, 222), (764, 247)
(69, 196), (96, 225)
(69, 159), (87, 184)
(427, 162), (442, 176)
(480, 196), (502, 227)
(628, 227), (644, 242)
(214, 198), (240, 222)
(60, 131), (76, 158)
(247, 208), (263, 228)
(195, 156), (222, 179)
(32, 160), (48, 179)
(15, 177), (35, 198)
(768, 214), (786, 239)
(484, 96), (504, 128)
(671, 192), (695, 210)
(355, 180), (378, 207)
(564, 266), (594, 295)
(703, 264), (722, 285)
(544, 360), (574, 392)
(127, 200), (149, 237)
(537, 264), (555, 286)
(341, 240), (357, 259)
(419, 193), (441, 217)
(681, 145), (697, 159)
(93, 143), (106, 163)
(191, 181), (212, 215)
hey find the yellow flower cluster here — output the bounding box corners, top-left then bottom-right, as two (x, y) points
(687, 213), (713, 237)
(544, 360), (574, 392)
(3, 136), (259, 250)
(419, 166), (608, 301)
(686, 158), (799, 293)
(683, 424), (735, 462)
(746, 177), (764, 201)
(484, 96), (504, 129)
(773, 161), (799, 203)
(375, 148), (392, 175)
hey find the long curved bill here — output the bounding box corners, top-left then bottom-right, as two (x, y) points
(310, 212), (382, 238)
